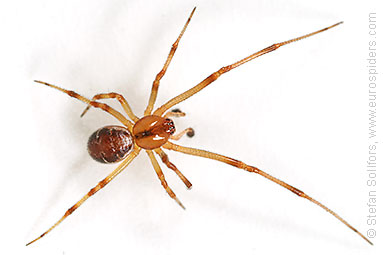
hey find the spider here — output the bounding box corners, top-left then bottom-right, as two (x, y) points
(27, 7), (372, 246)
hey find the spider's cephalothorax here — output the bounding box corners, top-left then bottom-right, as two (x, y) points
(133, 115), (176, 150)
(87, 126), (134, 163)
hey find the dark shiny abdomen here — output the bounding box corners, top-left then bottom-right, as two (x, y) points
(87, 126), (133, 163)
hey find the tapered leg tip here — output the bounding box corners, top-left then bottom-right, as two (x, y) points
(175, 197), (186, 210)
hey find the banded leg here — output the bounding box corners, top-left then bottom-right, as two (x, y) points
(146, 150), (186, 209)
(144, 7), (196, 116)
(153, 22), (343, 116)
(26, 147), (141, 246)
(163, 141), (372, 245)
(81, 92), (139, 122)
(34, 80), (134, 129)
(154, 148), (192, 189)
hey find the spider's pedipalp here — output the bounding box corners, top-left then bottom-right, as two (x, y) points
(162, 141), (373, 245)
(170, 127), (195, 140)
(163, 109), (195, 140)
(164, 108), (186, 118)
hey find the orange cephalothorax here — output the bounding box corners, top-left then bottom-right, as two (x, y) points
(132, 115), (175, 150)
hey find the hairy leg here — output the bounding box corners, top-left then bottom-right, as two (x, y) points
(154, 148), (192, 189)
(81, 92), (138, 122)
(26, 147), (141, 246)
(34, 80), (134, 129)
(146, 150), (186, 209)
(153, 22), (343, 116)
(163, 141), (372, 245)
(144, 7), (196, 116)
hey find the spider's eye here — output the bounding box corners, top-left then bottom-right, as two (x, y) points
(164, 118), (176, 135)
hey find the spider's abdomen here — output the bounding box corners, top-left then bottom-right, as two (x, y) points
(133, 115), (175, 150)
(87, 126), (134, 163)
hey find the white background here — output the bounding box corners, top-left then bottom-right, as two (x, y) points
(0, 0), (381, 254)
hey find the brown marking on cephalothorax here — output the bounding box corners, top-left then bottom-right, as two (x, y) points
(133, 115), (175, 150)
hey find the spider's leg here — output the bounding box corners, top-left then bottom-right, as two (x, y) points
(154, 148), (192, 189)
(153, 22), (343, 116)
(34, 80), (134, 129)
(163, 141), (373, 245)
(170, 128), (195, 140)
(26, 148), (141, 246)
(80, 92), (139, 122)
(144, 7), (196, 116)
(146, 150), (186, 209)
